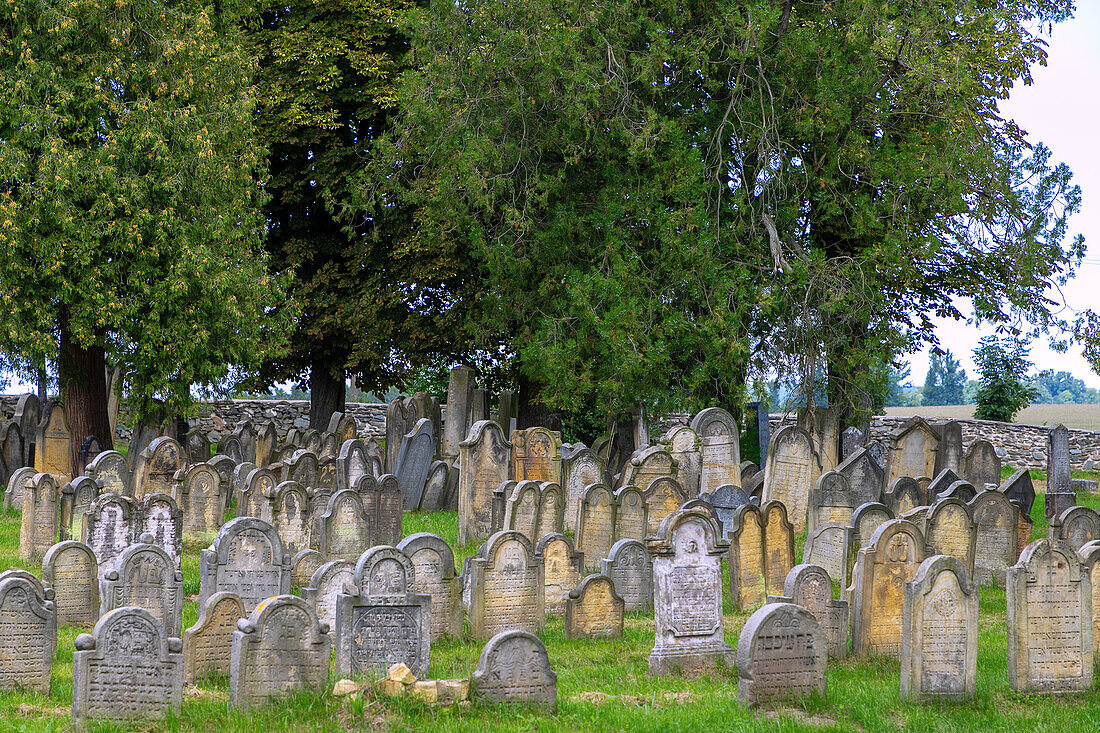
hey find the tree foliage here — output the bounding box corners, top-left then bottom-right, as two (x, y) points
(973, 336), (1039, 422)
(922, 350), (967, 406)
(1029, 369), (1099, 404)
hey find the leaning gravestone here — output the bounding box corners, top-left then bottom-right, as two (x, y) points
(901, 554), (977, 701)
(471, 630), (556, 711)
(302, 559), (354, 630)
(467, 530), (545, 640)
(291, 549), (325, 590)
(968, 490), (1017, 586)
(1000, 468), (1035, 517)
(851, 519), (927, 657)
(458, 421), (511, 545)
(42, 540), (99, 627)
(766, 564), (848, 659)
(100, 533), (183, 637)
(737, 602), (827, 707)
(386, 394), (423, 476)
(618, 446), (677, 495)
(318, 489), (371, 562)
(20, 472), (60, 562)
(701, 484), (756, 538)
(133, 436), (185, 501)
(835, 447), (884, 507)
(334, 546), (431, 679)
(1050, 505), (1100, 554)
(927, 468), (961, 503)
(397, 532), (463, 641)
(419, 460), (451, 512)
(199, 517), (291, 611)
(565, 574), (624, 639)
(535, 532), (584, 616)
(840, 427), (863, 461)
(60, 475), (99, 542)
(183, 591), (246, 684)
(137, 492), (183, 566)
(72, 607), (183, 725)
(646, 505), (732, 674)
(602, 538), (653, 613)
(690, 407), (742, 496)
(1007, 538), (1093, 693)
(803, 523), (849, 588)
(13, 394), (40, 467)
(1045, 424), (1075, 521)
(395, 418), (435, 510)
(0, 570), (56, 692)
(728, 503), (766, 611)
(230, 595), (332, 709)
(964, 439), (1000, 489)
(941, 480), (977, 504)
(762, 425), (817, 533)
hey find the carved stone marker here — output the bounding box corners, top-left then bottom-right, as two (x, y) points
(925, 497), (976, 576)
(565, 574), (624, 639)
(968, 490), (1018, 586)
(964, 439), (1000, 489)
(266, 480), (312, 555)
(291, 549), (324, 590)
(504, 480), (566, 543)
(134, 436), (185, 501)
(0, 570), (56, 692)
(72, 606), (183, 725)
(690, 407), (742, 496)
(762, 501), (796, 596)
(334, 546), (431, 679)
(199, 517), (291, 612)
(561, 446), (605, 532)
(803, 523), (849, 587)
(137, 492), (183, 567)
(471, 630), (556, 711)
(535, 532), (584, 616)
(395, 418), (435, 510)
(84, 492), (134, 571)
(42, 540), (99, 627)
(511, 427), (562, 484)
(1045, 424), (1074, 521)
(318, 489), (371, 562)
(60, 476), (99, 543)
(884, 476), (923, 515)
(576, 483), (615, 565)
(762, 425), (818, 533)
(767, 564), (848, 659)
(701, 484), (755, 538)
(230, 595), (332, 709)
(935, 421), (963, 476)
(183, 591), (246, 683)
(663, 426), (701, 498)
(851, 519), (927, 657)
(458, 421), (511, 545)
(19, 472), (60, 562)
(643, 476), (688, 537)
(1051, 505), (1100, 554)
(901, 554), (977, 701)
(646, 505), (732, 674)
(34, 400), (71, 479)
(601, 538), (654, 613)
(1000, 468), (1035, 517)
(302, 559), (354, 630)
(1007, 538), (1093, 693)
(4, 465), (35, 511)
(884, 417), (939, 487)
(173, 462), (224, 535)
(397, 532), (463, 641)
(364, 473), (403, 546)
(467, 530), (545, 640)
(100, 533), (183, 637)
(736, 602), (827, 707)
(728, 503), (766, 611)
(1077, 540), (1100, 663)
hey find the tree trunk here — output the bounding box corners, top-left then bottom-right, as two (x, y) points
(37, 360), (47, 401)
(59, 308), (113, 477)
(515, 374), (555, 430)
(105, 364), (123, 439)
(310, 362), (346, 431)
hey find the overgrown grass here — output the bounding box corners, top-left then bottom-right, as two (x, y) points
(3, 484), (1100, 731)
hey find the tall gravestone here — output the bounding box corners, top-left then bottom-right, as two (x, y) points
(646, 506), (732, 674)
(137, 492), (183, 566)
(663, 426), (701, 497)
(934, 421), (963, 476)
(133, 437), (185, 501)
(318, 489), (370, 561)
(511, 427), (562, 484)
(442, 366), (476, 463)
(397, 533), (463, 641)
(535, 532), (584, 616)
(363, 473), (403, 546)
(766, 564), (848, 659)
(337, 439), (370, 492)
(101, 533), (183, 637)
(1045, 424), (1075, 521)
(737, 602), (827, 706)
(762, 501), (796, 596)
(840, 426), (863, 461)
(14, 393), (41, 468)
(762, 425), (817, 533)
(561, 445), (605, 532)
(34, 400), (72, 479)
(925, 497), (977, 576)
(60, 475), (99, 542)
(395, 418), (435, 510)
(576, 483), (615, 565)
(265, 480), (312, 555)
(0, 570), (56, 692)
(466, 530), (544, 640)
(199, 517), (291, 611)
(72, 607), (183, 725)
(601, 538), (653, 613)
(798, 405), (841, 474)
(183, 591), (245, 683)
(844, 502), (895, 592)
(851, 519), (927, 657)
(613, 485), (647, 548)
(884, 417), (939, 487)
(1076, 540), (1100, 663)
(458, 421), (510, 545)
(19, 472), (60, 562)
(968, 490), (1018, 586)
(1007, 538), (1093, 693)
(964, 439), (1000, 489)
(471, 630), (556, 711)
(84, 493), (134, 571)
(42, 540), (99, 627)
(690, 408), (742, 496)
(728, 503), (766, 611)
(174, 462), (224, 535)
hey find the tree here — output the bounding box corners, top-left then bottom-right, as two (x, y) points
(922, 350), (967, 406)
(0, 0), (288, 474)
(1030, 370), (1098, 404)
(973, 337), (1039, 422)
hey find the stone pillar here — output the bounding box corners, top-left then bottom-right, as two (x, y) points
(441, 366), (475, 462)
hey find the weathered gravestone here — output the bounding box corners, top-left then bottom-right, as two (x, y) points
(643, 476), (689, 537)
(240, 467), (276, 520)
(619, 446), (677, 495)
(844, 502), (895, 593)
(762, 425), (818, 533)
(884, 476), (924, 515)
(217, 433), (245, 464)
(927, 468), (961, 503)
(884, 417), (939, 487)
(646, 505), (732, 674)
(851, 519), (927, 657)
(1045, 424), (1075, 521)
(767, 564), (847, 659)
(471, 630), (556, 711)
(286, 450), (320, 489)
(762, 500), (796, 596)
(137, 492), (183, 567)
(728, 503), (766, 611)
(302, 559), (354, 630)
(1000, 468), (1035, 517)
(362, 473), (403, 546)
(133, 437), (185, 501)
(798, 405), (842, 474)
(174, 462), (224, 535)
(662, 426), (701, 498)
(736, 602), (827, 707)
(1007, 538), (1093, 693)
(565, 574), (623, 639)
(701, 484), (755, 539)
(968, 490), (1018, 586)
(199, 517), (291, 611)
(232, 461), (258, 509)
(13, 394), (40, 468)
(419, 460), (451, 512)
(4, 465), (35, 512)
(397, 533), (463, 641)
(835, 446), (884, 506)
(925, 497), (977, 576)
(0, 570), (56, 692)
(935, 421), (964, 476)
(535, 532), (584, 616)
(1050, 505), (1100, 554)
(101, 533), (183, 637)
(803, 523), (850, 588)
(941, 480), (977, 504)
(386, 394), (426, 474)
(690, 408), (742, 495)
(901, 554), (977, 701)
(1076, 540), (1100, 663)
(334, 546), (431, 679)
(318, 489), (371, 562)
(230, 595), (331, 709)
(84, 492), (134, 571)
(19, 472), (60, 562)
(2, 421), (24, 483)
(184, 429), (211, 465)
(441, 366), (476, 463)
(208, 454), (236, 499)
(183, 591), (245, 683)
(576, 483), (615, 567)
(72, 607), (183, 725)
(42, 540), (98, 627)
(808, 471), (860, 533)
(255, 423), (277, 468)
(291, 549), (324, 590)
(503, 480), (565, 543)
(34, 400), (71, 479)
(60, 475), (99, 542)
(264, 480), (312, 555)
(395, 418), (435, 510)
(841, 427), (864, 461)
(467, 530), (545, 640)
(560, 445), (606, 534)
(511, 427), (562, 484)
(458, 421), (511, 545)
(601, 538), (653, 613)
(965, 439), (1001, 489)
(337, 439), (370, 492)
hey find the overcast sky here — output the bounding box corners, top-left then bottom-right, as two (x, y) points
(906, 5), (1100, 389)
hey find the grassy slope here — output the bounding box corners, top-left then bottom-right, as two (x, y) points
(3, 488), (1100, 731)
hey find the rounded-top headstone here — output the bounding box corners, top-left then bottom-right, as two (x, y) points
(737, 602), (827, 706)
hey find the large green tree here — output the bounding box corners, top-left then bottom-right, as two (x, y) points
(973, 336), (1039, 421)
(922, 351), (967, 406)
(0, 0), (287, 473)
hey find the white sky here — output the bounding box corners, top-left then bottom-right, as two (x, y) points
(906, 5), (1100, 389)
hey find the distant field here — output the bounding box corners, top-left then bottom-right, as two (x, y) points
(883, 403), (1100, 430)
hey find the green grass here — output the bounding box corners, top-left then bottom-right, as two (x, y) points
(4, 489), (1100, 731)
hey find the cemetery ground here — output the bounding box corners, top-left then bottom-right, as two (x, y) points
(4, 482), (1100, 732)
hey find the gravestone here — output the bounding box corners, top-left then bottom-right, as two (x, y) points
(287, 450), (319, 489)
(701, 484), (755, 538)
(137, 492), (183, 567)
(87, 450), (131, 497)
(185, 429), (211, 465)
(798, 405), (841, 473)
(397, 533), (463, 641)
(419, 460), (451, 512)
(925, 497), (976, 576)
(1046, 424), (1074, 521)
(803, 523), (850, 587)
(458, 421), (511, 545)
(964, 439), (1001, 489)
(601, 538), (653, 613)
(471, 630), (556, 711)
(291, 549), (324, 590)
(767, 564), (848, 659)
(217, 434), (244, 464)
(935, 421), (963, 476)
(199, 517), (291, 611)
(763, 501), (796, 596)
(1050, 505), (1100, 554)
(466, 530), (544, 640)
(1000, 468), (1035, 517)
(302, 559), (354, 630)
(42, 540), (99, 627)
(441, 366), (476, 462)
(337, 439), (370, 493)
(101, 533), (183, 637)
(183, 591), (245, 683)
(363, 473), (403, 546)
(2, 421), (24, 482)
(663, 426), (702, 497)
(240, 467), (277, 520)
(255, 423), (277, 468)
(334, 546), (431, 679)
(308, 484), (332, 546)
(808, 470), (858, 533)
(728, 503), (766, 611)
(504, 480), (565, 543)
(689, 407), (743, 495)
(232, 461), (258, 509)
(4, 465), (35, 512)
(851, 519), (927, 657)
(618, 446), (676, 494)
(901, 554), (977, 701)
(927, 468), (961, 503)
(71, 607), (183, 725)
(14, 394), (41, 468)
(84, 493), (134, 571)
(834, 447), (884, 506)
(762, 425), (818, 533)
(535, 533), (584, 616)
(942, 480), (977, 504)
(387, 395), (424, 474)
(0, 570), (56, 692)
(267, 481), (312, 555)
(968, 490), (1018, 586)
(577, 483), (615, 565)
(174, 463), (223, 535)
(1076, 540), (1100, 663)
(642, 476), (689, 537)
(208, 454), (236, 501)
(60, 475), (99, 542)
(395, 418), (435, 510)
(34, 400), (71, 478)
(841, 427), (863, 460)
(133, 437), (185, 501)
(741, 461), (760, 481)
(230, 595), (332, 709)
(318, 489), (370, 561)
(884, 476), (924, 514)
(845, 502), (895, 589)
(736, 602), (827, 706)
(884, 417), (939, 487)
(1007, 538), (1093, 693)
(511, 427), (562, 484)
(646, 505), (732, 674)
(1012, 499), (1034, 557)
(319, 434), (338, 461)
(565, 574), (624, 639)
(19, 472), (60, 562)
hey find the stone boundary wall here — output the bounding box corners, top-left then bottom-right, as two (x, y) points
(186, 400), (388, 443)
